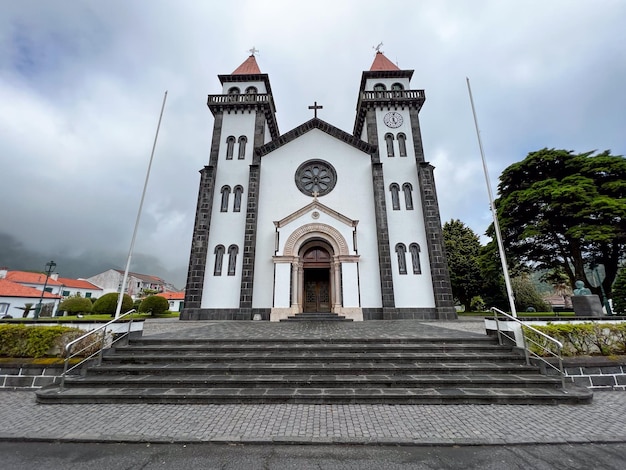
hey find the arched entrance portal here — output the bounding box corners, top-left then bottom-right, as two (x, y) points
(301, 245), (332, 312)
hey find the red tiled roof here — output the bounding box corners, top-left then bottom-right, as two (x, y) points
(57, 278), (102, 290)
(232, 55), (261, 75)
(369, 52), (400, 71)
(157, 292), (185, 300)
(0, 279), (61, 299)
(5, 271), (63, 286)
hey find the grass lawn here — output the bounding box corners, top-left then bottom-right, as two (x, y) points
(2, 312), (180, 322)
(458, 311), (575, 318)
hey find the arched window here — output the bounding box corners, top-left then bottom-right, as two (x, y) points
(391, 83), (404, 90)
(373, 83), (386, 91)
(395, 243), (407, 275)
(409, 243), (421, 274)
(402, 182), (414, 210)
(214, 245), (225, 276)
(385, 133), (395, 157)
(389, 183), (400, 210)
(220, 185), (231, 212)
(397, 133), (407, 157)
(245, 86), (257, 94)
(227, 244), (239, 276)
(238, 136), (247, 159)
(228, 87), (240, 95)
(226, 136), (236, 160)
(233, 185), (244, 212)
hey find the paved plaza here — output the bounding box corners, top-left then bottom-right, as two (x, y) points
(1, 319), (626, 446)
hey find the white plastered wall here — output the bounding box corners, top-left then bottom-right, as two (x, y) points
(253, 129), (382, 310)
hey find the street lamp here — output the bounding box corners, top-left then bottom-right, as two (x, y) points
(34, 260), (56, 319)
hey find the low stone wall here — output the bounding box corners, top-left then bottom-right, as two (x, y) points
(562, 358), (626, 391)
(0, 364), (64, 390)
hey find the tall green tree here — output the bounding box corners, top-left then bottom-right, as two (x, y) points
(496, 149), (626, 297)
(443, 219), (482, 311)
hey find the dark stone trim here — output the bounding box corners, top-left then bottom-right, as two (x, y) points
(238, 112), (266, 309)
(361, 307), (443, 320)
(256, 118), (376, 158)
(182, 113), (224, 312)
(180, 308), (271, 321)
(416, 161), (457, 320)
(362, 308), (383, 320)
(366, 109), (395, 310)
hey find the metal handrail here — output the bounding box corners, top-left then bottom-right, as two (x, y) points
(490, 307), (565, 388)
(59, 309), (136, 391)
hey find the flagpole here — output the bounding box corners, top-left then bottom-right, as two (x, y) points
(115, 91), (168, 318)
(466, 78), (517, 317)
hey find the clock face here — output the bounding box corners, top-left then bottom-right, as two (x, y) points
(383, 112), (403, 128)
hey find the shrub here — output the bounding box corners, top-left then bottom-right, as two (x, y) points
(0, 325), (84, 358)
(612, 267), (626, 315)
(524, 322), (626, 357)
(92, 293), (133, 316)
(470, 296), (486, 312)
(58, 296), (93, 315)
(139, 295), (169, 316)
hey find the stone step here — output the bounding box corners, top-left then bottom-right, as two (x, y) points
(118, 343), (512, 354)
(131, 337), (500, 346)
(89, 361), (539, 376)
(101, 351), (524, 363)
(36, 385), (592, 405)
(61, 373), (562, 389)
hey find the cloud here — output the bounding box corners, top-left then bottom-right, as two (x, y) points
(1, 0), (625, 288)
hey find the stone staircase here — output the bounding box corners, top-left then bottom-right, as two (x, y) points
(36, 335), (592, 405)
(280, 312), (353, 321)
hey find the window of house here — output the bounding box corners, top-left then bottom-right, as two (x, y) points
(85, 292), (92, 298)
(391, 83), (404, 90)
(214, 245), (225, 276)
(397, 133), (407, 157)
(389, 183), (400, 210)
(238, 136), (247, 159)
(233, 185), (244, 212)
(403, 182), (414, 210)
(395, 243), (407, 275)
(227, 245), (239, 276)
(409, 243), (421, 274)
(44, 287), (52, 293)
(245, 86), (257, 94)
(228, 87), (240, 95)
(220, 185), (231, 212)
(385, 133), (395, 157)
(226, 136), (236, 160)
(374, 83), (386, 91)
(0, 303), (9, 315)
(62, 290), (70, 296)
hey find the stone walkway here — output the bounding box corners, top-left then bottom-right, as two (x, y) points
(1, 319), (624, 445)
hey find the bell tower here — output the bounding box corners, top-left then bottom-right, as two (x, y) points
(182, 54), (279, 320)
(354, 51), (456, 319)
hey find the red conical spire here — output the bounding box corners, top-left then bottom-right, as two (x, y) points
(232, 55), (262, 75)
(369, 51), (400, 71)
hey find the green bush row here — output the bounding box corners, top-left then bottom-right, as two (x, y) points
(524, 322), (626, 357)
(0, 325), (84, 358)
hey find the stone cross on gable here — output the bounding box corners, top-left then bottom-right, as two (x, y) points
(312, 191), (319, 201)
(308, 101), (323, 118)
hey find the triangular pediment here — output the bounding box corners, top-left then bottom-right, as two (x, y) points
(274, 199), (358, 229)
(256, 118), (376, 158)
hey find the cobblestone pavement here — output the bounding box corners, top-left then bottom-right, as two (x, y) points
(2, 319), (624, 446)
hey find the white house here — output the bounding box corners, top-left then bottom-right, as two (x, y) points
(157, 291), (185, 312)
(57, 277), (103, 300)
(0, 279), (61, 318)
(182, 52), (455, 321)
(86, 269), (176, 300)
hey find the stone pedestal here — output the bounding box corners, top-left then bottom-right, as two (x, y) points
(572, 295), (604, 317)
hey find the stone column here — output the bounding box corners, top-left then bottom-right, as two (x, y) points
(290, 261), (299, 310)
(333, 260), (342, 311)
(297, 263), (304, 313)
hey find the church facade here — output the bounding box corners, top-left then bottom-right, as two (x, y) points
(181, 52), (456, 321)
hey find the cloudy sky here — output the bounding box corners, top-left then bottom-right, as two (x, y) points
(1, 0), (625, 288)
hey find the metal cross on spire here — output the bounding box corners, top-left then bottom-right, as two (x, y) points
(308, 101), (323, 118)
(248, 46), (259, 56)
(373, 42), (383, 53)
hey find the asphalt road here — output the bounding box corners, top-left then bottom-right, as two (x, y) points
(1, 442), (625, 469)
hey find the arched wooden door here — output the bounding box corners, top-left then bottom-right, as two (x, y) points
(302, 247), (331, 313)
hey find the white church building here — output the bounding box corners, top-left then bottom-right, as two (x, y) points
(182, 52), (456, 321)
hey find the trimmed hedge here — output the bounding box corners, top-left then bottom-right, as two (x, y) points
(139, 295), (169, 316)
(524, 322), (626, 357)
(92, 293), (133, 316)
(0, 325), (84, 358)
(58, 297), (93, 314)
